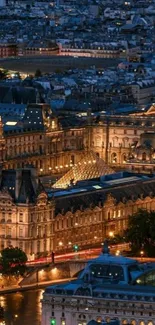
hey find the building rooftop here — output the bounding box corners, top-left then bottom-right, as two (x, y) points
(48, 171), (155, 214)
(53, 151), (114, 189)
(44, 242), (155, 301)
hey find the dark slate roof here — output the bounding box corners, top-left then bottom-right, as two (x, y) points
(53, 176), (155, 215)
(0, 85), (36, 104)
(23, 104), (44, 130)
(18, 170), (36, 203)
(0, 170), (16, 198)
(58, 116), (85, 128)
(0, 169), (36, 203)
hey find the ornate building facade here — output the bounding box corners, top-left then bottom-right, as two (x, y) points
(0, 166), (155, 259)
(1, 103), (155, 176)
(86, 104), (155, 173)
(3, 103), (85, 175)
(42, 243), (155, 325)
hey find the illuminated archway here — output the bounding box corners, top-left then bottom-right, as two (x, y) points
(131, 320), (136, 325)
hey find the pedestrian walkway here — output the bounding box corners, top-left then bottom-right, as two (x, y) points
(0, 277), (75, 295)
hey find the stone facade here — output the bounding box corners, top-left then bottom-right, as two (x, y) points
(42, 294), (155, 325)
(2, 103), (155, 176)
(3, 103), (85, 175)
(0, 167), (155, 259)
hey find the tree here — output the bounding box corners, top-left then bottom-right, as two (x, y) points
(125, 209), (155, 257)
(0, 247), (27, 276)
(0, 69), (8, 80)
(35, 69), (42, 77)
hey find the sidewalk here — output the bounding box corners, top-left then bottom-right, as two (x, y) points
(0, 277), (74, 295)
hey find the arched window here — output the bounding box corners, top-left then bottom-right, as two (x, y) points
(122, 321), (128, 325)
(148, 322), (153, 325)
(105, 318), (110, 323)
(96, 316), (102, 322)
(131, 320), (136, 325)
(111, 152), (117, 163)
(139, 322), (145, 325)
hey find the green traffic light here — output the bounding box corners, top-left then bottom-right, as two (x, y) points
(74, 244), (79, 251)
(51, 319), (56, 325)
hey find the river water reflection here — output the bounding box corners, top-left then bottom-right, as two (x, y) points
(0, 289), (43, 325)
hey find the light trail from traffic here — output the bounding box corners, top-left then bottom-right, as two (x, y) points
(26, 243), (130, 266)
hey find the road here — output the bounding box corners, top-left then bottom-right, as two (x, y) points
(0, 55), (120, 74)
(26, 243), (130, 267)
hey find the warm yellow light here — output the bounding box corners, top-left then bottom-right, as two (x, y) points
(140, 250), (144, 256)
(94, 236), (97, 240)
(51, 267), (57, 273)
(49, 167), (52, 170)
(40, 269), (44, 274)
(40, 168), (43, 172)
(68, 241), (72, 245)
(59, 241), (63, 246)
(14, 314), (18, 318)
(115, 250), (120, 256)
(109, 231), (114, 237)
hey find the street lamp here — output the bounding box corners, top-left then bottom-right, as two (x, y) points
(140, 250), (144, 260)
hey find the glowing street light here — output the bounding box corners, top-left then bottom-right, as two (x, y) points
(59, 241), (63, 247)
(109, 231), (114, 238)
(140, 250), (144, 258)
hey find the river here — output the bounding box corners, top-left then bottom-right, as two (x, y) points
(0, 289), (43, 325)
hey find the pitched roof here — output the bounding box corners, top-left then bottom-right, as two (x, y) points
(53, 176), (155, 215)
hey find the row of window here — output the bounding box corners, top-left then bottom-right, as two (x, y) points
(6, 135), (43, 144)
(55, 214), (102, 230)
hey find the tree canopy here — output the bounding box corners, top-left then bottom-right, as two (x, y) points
(0, 69), (8, 80)
(125, 209), (155, 257)
(0, 247), (27, 276)
(35, 69), (42, 77)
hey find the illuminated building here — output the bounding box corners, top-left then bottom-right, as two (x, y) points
(42, 242), (155, 325)
(0, 166), (155, 258)
(3, 103), (85, 175)
(2, 103), (155, 175)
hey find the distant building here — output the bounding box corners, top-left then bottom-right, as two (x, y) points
(23, 41), (59, 56)
(0, 43), (17, 58)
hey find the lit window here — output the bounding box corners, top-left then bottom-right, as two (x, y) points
(52, 120), (55, 129)
(61, 321), (66, 325)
